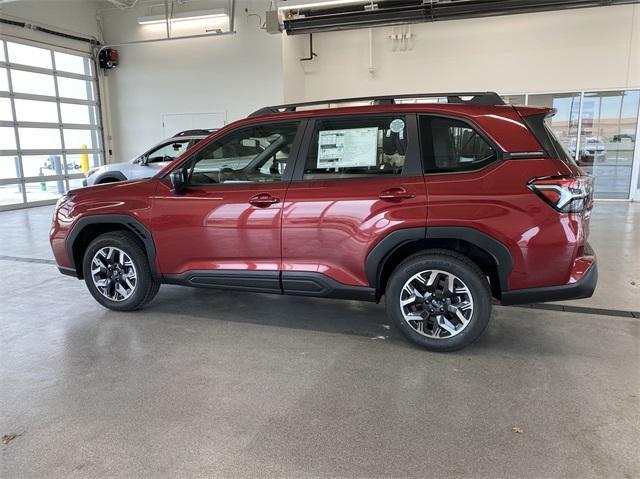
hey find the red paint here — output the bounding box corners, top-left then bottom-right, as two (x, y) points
(50, 102), (595, 298)
(282, 176), (427, 286)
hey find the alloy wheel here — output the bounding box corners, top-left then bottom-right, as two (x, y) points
(399, 269), (474, 339)
(90, 247), (138, 302)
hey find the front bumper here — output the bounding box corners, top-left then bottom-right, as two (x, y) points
(501, 255), (597, 306)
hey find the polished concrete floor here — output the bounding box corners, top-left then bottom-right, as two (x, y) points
(0, 203), (638, 478)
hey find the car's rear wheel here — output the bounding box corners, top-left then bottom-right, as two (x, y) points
(82, 231), (160, 311)
(386, 250), (491, 352)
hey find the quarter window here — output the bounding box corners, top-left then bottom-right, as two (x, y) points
(419, 116), (497, 173)
(303, 116), (407, 179)
(187, 122), (299, 185)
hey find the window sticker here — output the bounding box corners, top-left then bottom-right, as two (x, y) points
(317, 127), (378, 168)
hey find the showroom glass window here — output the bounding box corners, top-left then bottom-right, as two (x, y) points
(578, 91), (640, 199)
(0, 38), (102, 210)
(303, 116), (408, 179)
(526, 90), (640, 199)
(188, 122), (300, 185)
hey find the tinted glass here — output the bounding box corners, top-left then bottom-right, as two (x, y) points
(188, 122), (299, 185)
(528, 92), (580, 160)
(420, 116), (496, 173)
(147, 141), (190, 163)
(303, 116), (407, 179)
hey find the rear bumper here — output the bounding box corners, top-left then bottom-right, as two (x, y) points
(501, 256), (597, 306)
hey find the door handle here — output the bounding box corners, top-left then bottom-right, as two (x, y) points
(249, 193), (280, 207)
(378, 188), (416, 201)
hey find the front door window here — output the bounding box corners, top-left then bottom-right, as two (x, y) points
(187, 122), (299, 185)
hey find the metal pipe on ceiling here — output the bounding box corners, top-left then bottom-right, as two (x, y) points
(281, 0), (640, 35)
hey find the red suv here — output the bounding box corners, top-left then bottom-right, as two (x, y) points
(50, 92), (597, 351)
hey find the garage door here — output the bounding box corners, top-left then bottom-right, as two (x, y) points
(0, 37), (103, 210)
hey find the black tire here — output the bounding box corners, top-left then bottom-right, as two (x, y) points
(82, 231), (160, 311)
(385, 250), (491, 352)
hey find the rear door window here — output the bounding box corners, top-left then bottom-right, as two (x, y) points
(419, 116), (497, 173)
(303, 116), (407, 179)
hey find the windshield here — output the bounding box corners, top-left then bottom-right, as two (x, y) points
(146, 140), (191, 163)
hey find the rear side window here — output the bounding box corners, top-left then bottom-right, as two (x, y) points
(303, 116), (407, 179)
(522, 113), (577, 165)
(419, 116), (497, 173)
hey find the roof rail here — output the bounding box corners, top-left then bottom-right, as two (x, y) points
(249, 92), (505, 117)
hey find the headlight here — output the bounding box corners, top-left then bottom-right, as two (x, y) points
(85, 167), (99, 178)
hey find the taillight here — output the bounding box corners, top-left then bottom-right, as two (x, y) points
(528, 175), (593, 213)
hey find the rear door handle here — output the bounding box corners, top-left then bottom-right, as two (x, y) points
(249, 193), (280, 207)
(378, 188), (416, 201)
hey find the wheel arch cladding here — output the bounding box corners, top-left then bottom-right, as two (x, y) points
(366, 227), (513, 299)
(66, 215), (157, 279)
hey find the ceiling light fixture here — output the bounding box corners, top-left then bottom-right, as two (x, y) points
(279, 0), (373, 11)
(137, 8), (228, 25)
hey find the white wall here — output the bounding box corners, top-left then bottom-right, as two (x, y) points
(0, 0), (102, 52)
(282, 4), (640, 102)
(99, 0), (284, 162)
(3, 2), (638, 163)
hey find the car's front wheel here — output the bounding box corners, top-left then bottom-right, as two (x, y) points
(386, 250), (491, 352)
(82, 231), (160, 311)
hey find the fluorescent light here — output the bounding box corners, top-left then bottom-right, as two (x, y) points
(279, 0), (372, 12)
(138, 9), (228, 25)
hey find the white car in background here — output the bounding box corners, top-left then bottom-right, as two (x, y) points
(83, 129), (215, 186)
(568, 136), (607, 165)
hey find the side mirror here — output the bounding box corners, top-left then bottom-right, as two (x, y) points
(140, 155), (149, 166)
(170, 169), (187, 193)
